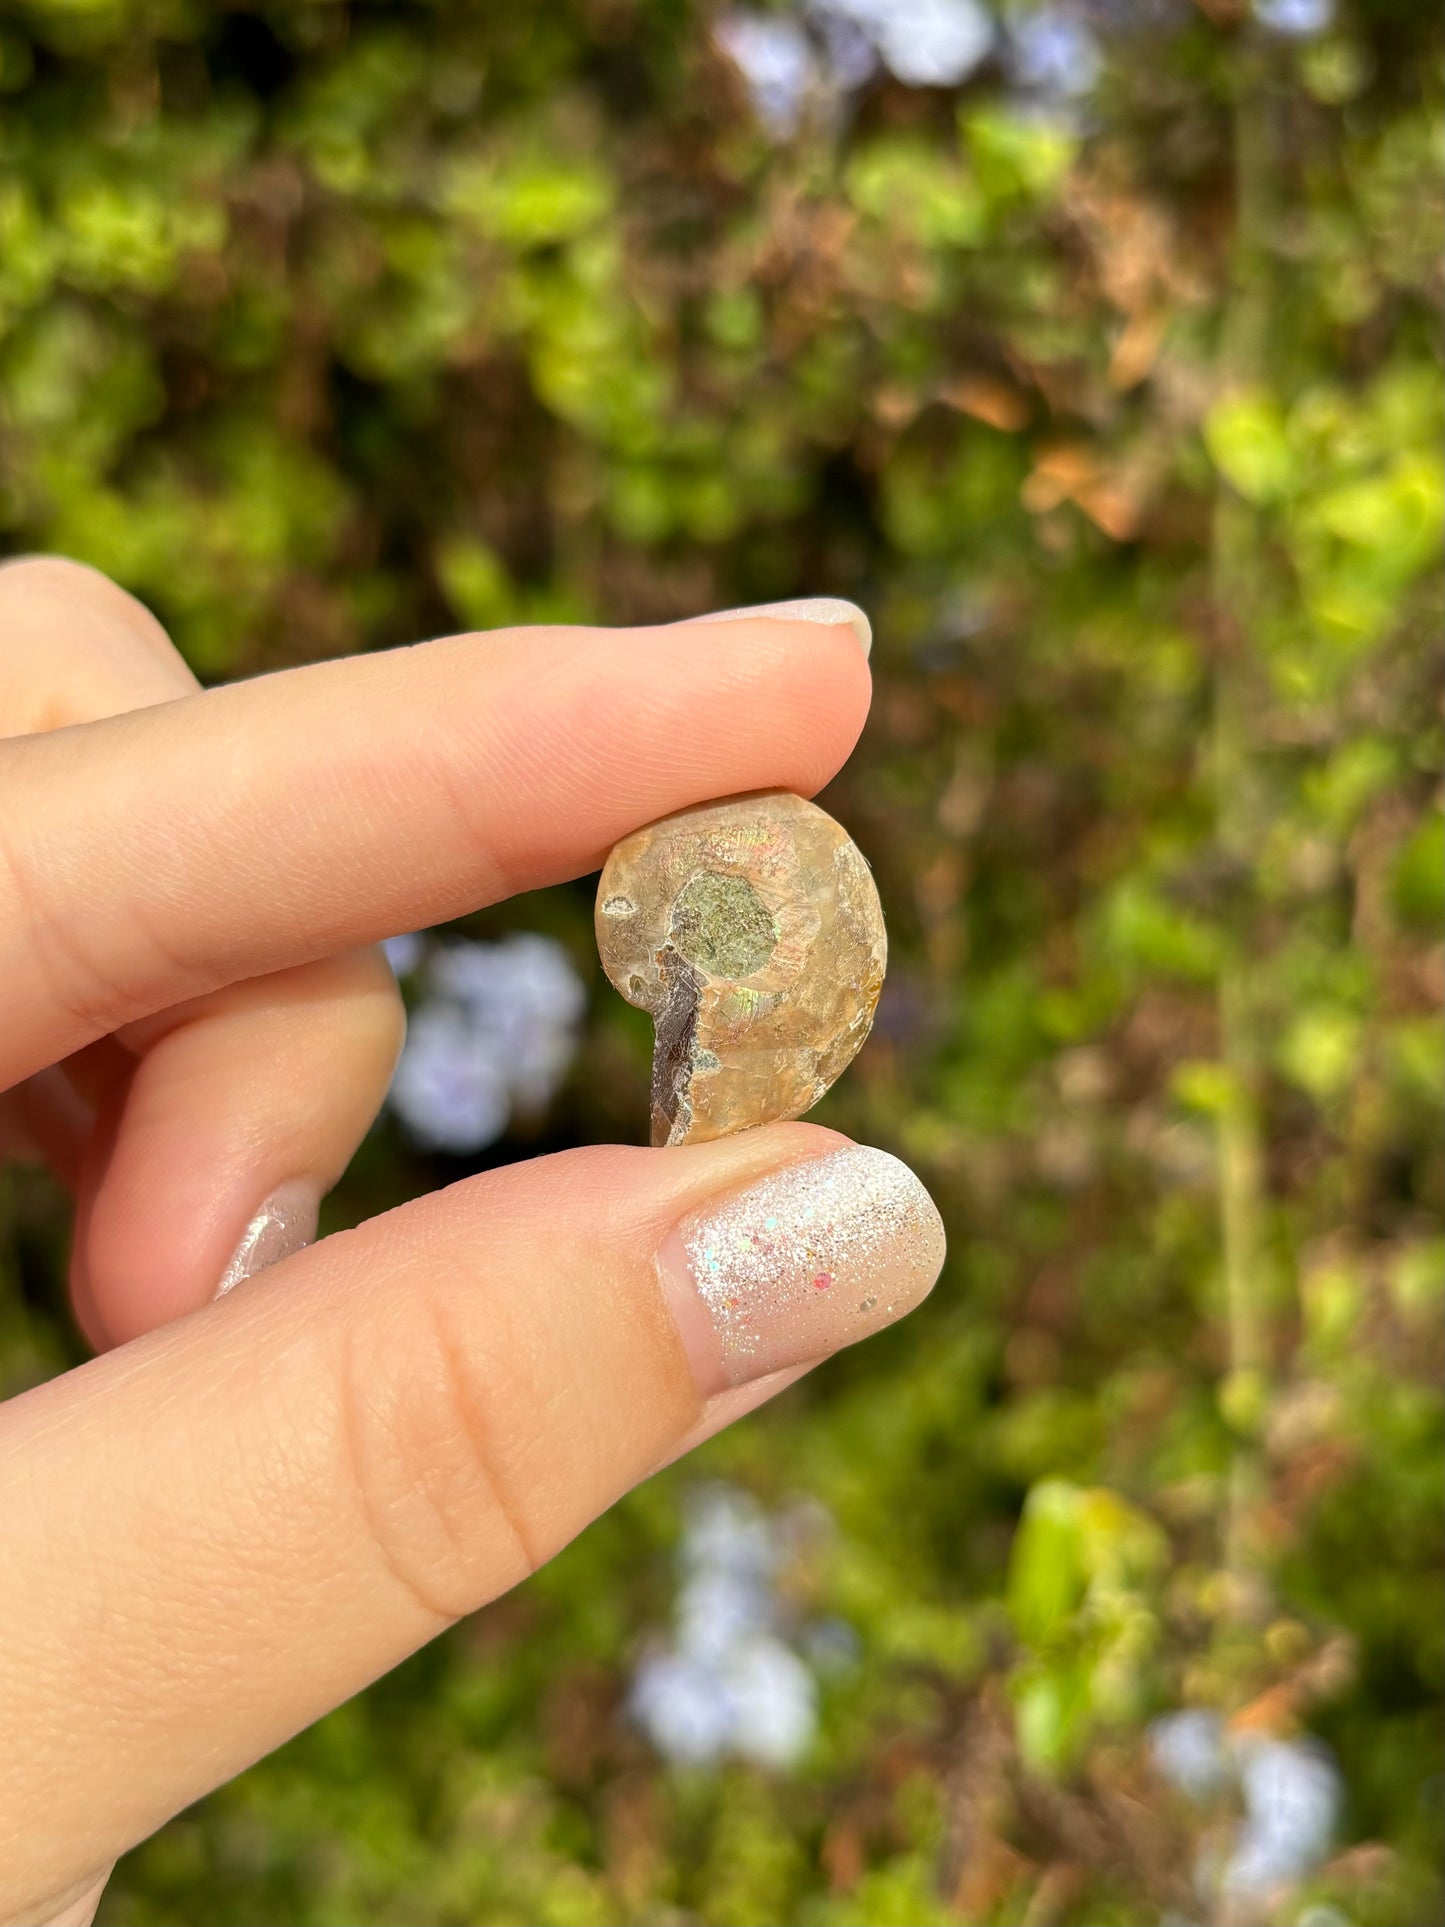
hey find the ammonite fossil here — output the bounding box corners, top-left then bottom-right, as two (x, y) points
(596, 791), (886, 1146)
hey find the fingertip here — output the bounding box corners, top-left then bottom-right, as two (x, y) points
(674, 612), (873, 794)
(657, 1140), (943, 1396)
(77, 952), (404, 1346)
(682, 596), (873, 658)
(214, 1182), (320, 1300)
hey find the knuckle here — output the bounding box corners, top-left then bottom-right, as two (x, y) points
(0, 555), (187, 733)
(0, 552), (98, 596)
(0, 552), (96, 589)
(335, 1284), (541, 1625)
(0, 553), (162, 645)
(352, 984), (408, 1102)
(0, 763), (148, 1053)
(414, 732), (512, 906)
(323, 946), (409, 1087)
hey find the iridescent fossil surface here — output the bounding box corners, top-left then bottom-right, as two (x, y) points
(596, 791), (887, 1146)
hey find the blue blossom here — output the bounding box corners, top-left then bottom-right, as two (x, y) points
(721, 1635), (818, 1769)
(715, 13), (816, 135)
(388, 1001), (511, 1152)
(1224, 1736), (1342, 1898)
(1010, 6), (1102, 100)
(430, 933), (587, 1110)
(387, 933), (586, 1152)
(807, 1), (880, 90)
(628, 1483), (828, 1770)
(1151, 1712), (1344, 1904)
(1150, 1709), (1230, 1801)
(719, 0), (996, 131)
(864, 0), (994, 87)
(676, 1565), (774, 1663)
(681, 1484), (778, 1582)
(1254, 0), (1333, 37)
(629, 1651), (737, 1766)
(815, 0), (995, 88)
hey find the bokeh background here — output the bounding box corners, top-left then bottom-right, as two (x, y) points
(0, 1), (1441, 1922)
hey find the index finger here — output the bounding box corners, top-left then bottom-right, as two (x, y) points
(0, 607), (871, 1088)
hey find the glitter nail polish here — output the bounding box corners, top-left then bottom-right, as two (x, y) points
(656, 1147), (945, 1394)
(215, 1183), (319, 1298)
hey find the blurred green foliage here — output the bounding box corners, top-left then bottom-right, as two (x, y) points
(0, 1), (1441, 1922)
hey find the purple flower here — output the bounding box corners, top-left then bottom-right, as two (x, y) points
(715, 13), (816, 135)
(388, 1002), (511, 1152)
(682, 1484), (778, 1581)
(1010, 7), (1102, 99)
(721, 1635), (818, 1768)
(431, 934), (587, 1110)
(1255, 0), (1333, 36)
(387, 934), (586, 1151)
(1151, 1711), (1344, 1903)
(852, 0), (995, 87)
(1225, 1737), (1342, 1897)
(1151, 1709), (1230, 1801)
(630, 1651), (737, 1766)
(677, 1566), (775, 1662)
(628, 1482), (830, 1770)
(808, 2), (880, 90)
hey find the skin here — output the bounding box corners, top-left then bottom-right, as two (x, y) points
(0, 557), (879, 1926)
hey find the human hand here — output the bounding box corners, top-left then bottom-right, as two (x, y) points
(0, 558), (945, 1925)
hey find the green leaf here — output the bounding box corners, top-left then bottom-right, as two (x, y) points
(1097, 877), (1224, 985)
(1313, 453), (1445, 571)
(1277, 1005), (1365, 1104)
(1205, 390), (1295, 504)
(1007, 1480), (1087, 1646)
(1013, 1660), (1090, 1771)
(446, 150), (615, 248)
(1392, 811), (1445, 930)
(434, 535), (514, 630)
(960, 105), (1077, 204)
(845, 139), (986, 247)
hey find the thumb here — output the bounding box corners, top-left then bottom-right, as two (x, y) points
(0, 1125), (943, 1923)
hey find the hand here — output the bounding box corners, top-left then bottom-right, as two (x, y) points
(0, 558), (944, 1926)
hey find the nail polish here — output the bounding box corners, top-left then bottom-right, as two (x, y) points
(657, 1147), (944, 1394)
(216, 1183), (319, 1298)
(685, 597), (872, 659)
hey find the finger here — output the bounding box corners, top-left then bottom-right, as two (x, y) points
(31, 1869), (109, 1927)
(72, 947), (404, 1347)
(0, 556), (197, 1197)
(0, 559), (407, 1346)
(0, 1066), (94, 1185)
(0, 607), (871, 1087)
(0, 1126), (944, 1920)
(0, 553), (198, 728)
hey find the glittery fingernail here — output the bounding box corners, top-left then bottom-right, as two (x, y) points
(656, 1147), (945, 1394)
(685, 597), (872, 659)
(215, 1182), (319, 1298)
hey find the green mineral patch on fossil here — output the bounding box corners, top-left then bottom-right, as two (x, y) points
(668, 871), (778, 978)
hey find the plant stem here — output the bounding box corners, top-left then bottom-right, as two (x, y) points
(1211, 45), (1273, 1585)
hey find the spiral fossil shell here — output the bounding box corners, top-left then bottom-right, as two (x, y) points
(595, 791), (887, 1146)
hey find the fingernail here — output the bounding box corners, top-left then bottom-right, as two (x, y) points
(215, 1182), (319, 1298)
(656, 1146), (944, 1395)
(685, 597), (872, 659)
